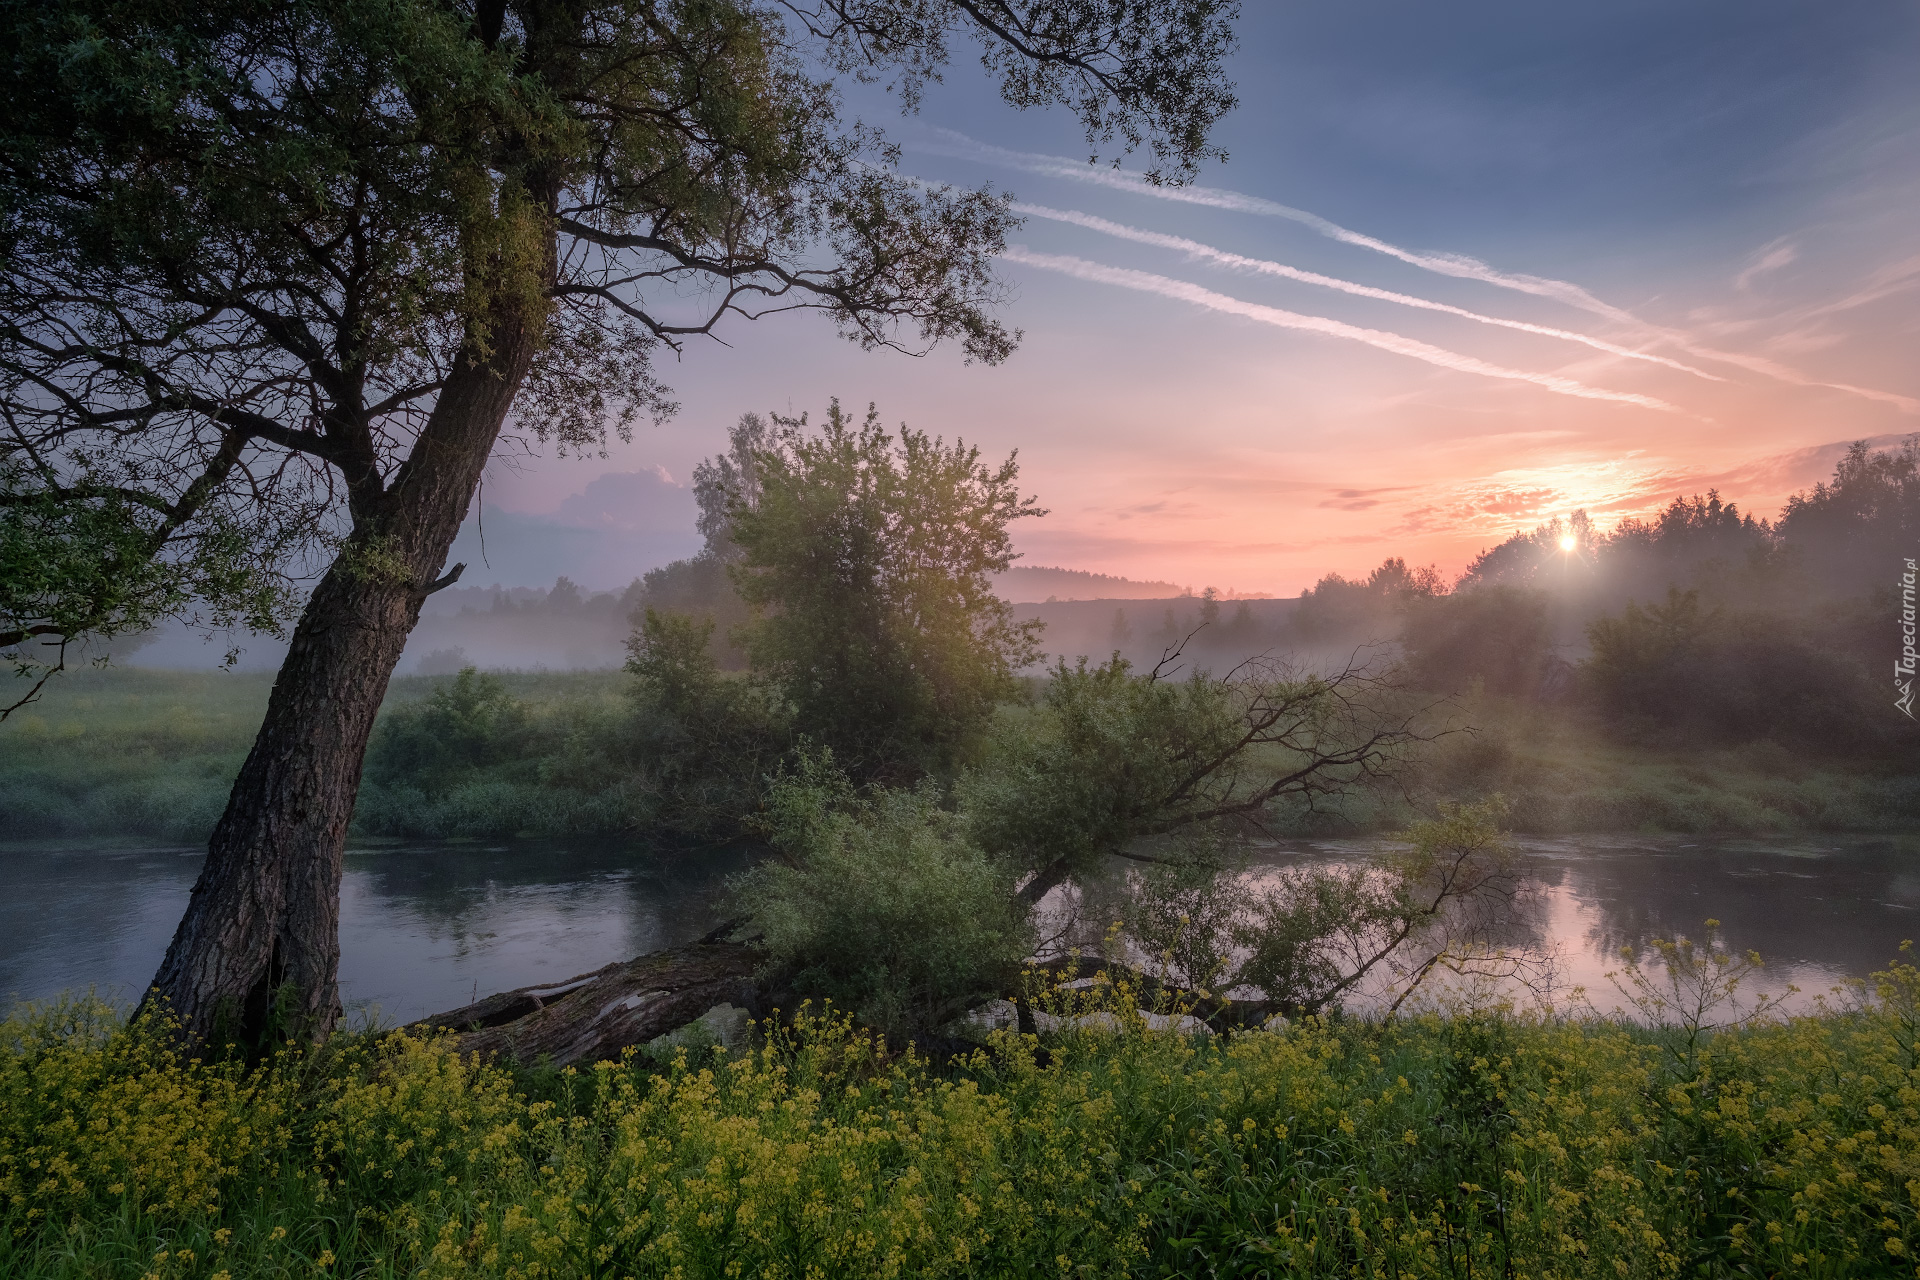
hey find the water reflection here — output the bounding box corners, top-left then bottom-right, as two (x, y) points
(1259, 834), (1919, 1012)
(2, 833), (1914, 1024)
(0, 838), (759, 1024)
(1048, 833), (1920, 1015)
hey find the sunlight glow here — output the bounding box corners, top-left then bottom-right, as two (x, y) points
(1559, 534), (1579, 552)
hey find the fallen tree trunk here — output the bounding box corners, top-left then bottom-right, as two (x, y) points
(412, 943), (1282, 1070)
(413, 941), (765, 1068)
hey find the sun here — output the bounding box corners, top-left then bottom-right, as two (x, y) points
(1558, 534), (1578, 552)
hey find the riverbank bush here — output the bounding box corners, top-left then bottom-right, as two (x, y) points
(5, 951), (1920, 1278)
(736, 758), (1035, 1043)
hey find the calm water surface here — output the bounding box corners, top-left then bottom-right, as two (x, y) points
(1247, 834), (1920, 1012)
(0, 839), (760, 1024)
(2, 834), (1915, 1022)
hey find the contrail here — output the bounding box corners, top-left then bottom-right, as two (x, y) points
(918, 130), (1640, 321)
(1004, 248), (1680, 412)
(921, 130), (1918, 414)
(1016, 204), (1724, 381)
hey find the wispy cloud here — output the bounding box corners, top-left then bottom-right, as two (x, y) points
(919, 130), (1642, 320)
(922, 129), (1919, 413)
(1776, 253), (1920, 324)
(1382, 458), (1696, 541)
(1003, 248), (1681, 412)
(1017, 204), (1724, 380)
(1734, 238), (1799, 291)
(1319, 485), (1417, 511)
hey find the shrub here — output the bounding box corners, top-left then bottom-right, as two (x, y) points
(727, 400), (1044, 780)
(363, 668), (531, 797)
(1582, 588), (1887, 749)
(621, 608), (789, 834)
(733, 761), (1033, 1045)
(1401, 584), (1558, 697)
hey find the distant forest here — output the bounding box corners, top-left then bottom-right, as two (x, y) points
(407, 438), (1914, 751)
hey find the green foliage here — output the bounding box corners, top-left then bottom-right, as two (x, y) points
(626, 611), (725, 719)
(626, 555), (750, 668)
(1235, 799), (1519, 1015)
(7, 669), (1918, 844)
(964, 655), (1243, 880)
(0, 668), (271, 842)
(1102, 798), (1523, 1016)
(1402, 584), (1559, 697)
(2, 0), (1241, 722)
(1583, 586), (1717, 721)
(733, 758), (1032, 1045)
(1281, 555), (1446, 649)
(364, 668), (530, 797)
(1604, 918), (1789, 1074)
(1393, 690), (1920, 836)
(0, 464), (301, 715)
(0, 0), (528, 674)
(728, 400), (1044, 778)
(354, 670), (659, 838)
(1582, 587), (1886, 749)
(1779, 435), (1920, 595)
(1124, 827), (1244, 990)
(11, 959), (1920, 1277)
(621, 608), (789, 834)
(964, 652), (1422, 894)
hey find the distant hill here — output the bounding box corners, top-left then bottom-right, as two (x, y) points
(992, 565), (1184, 601)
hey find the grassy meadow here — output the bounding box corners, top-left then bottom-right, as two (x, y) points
(2, 666), (1914, 845)
(0, 668), (635, 845)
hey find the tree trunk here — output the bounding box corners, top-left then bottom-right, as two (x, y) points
(1015, 855), (1075, 908)
(144, 311), (544, 1045)
(413, 941), (765, 1068)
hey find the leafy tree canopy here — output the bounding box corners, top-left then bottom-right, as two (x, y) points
(963, 650), (1429, 905)
(725, 398), (1045, 775)
(1, 0), (1239, 709)
(1778, 436), (1920, 593)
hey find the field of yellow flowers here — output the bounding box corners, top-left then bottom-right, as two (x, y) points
(4, 954), (1918, 1279)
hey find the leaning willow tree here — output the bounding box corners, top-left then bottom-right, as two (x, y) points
(0, 0), (1240, 1042)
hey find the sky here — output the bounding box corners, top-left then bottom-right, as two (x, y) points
(459, 0), (1920, 596)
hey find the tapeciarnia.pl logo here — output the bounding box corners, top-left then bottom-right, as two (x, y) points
(1900, 557), (1917, 719)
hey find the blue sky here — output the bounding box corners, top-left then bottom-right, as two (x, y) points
(463, 0), (1920, 594)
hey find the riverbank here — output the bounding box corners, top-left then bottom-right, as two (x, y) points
(5, 964), (1918, 1278)
(3, 667), (1913, 843)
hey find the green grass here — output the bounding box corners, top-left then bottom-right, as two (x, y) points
(0, 668), (273, 843)
(1392, 692), (1920, 835)
(0, 667), (638, 843)
(4, 668), (1915, 844)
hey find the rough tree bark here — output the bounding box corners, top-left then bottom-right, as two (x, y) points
(143, 289), (549, 1045)
(413, 941), (764, 1068)
(407, 940), (1288, 1070)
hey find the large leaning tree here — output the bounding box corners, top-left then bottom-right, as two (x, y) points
(0, 0), (1240, 1043)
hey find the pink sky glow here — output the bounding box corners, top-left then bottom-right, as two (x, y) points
(464, 5), (1920, 596)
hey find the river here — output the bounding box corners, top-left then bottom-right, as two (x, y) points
(2, 834), (1915, 1023)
